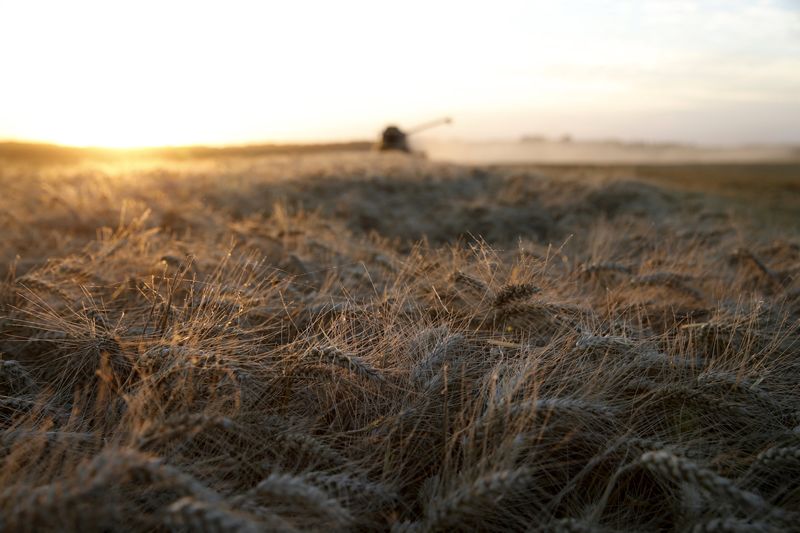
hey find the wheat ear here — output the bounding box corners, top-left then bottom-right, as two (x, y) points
(492, 283), (541, 307)
(690, 517), (778, 533)
(542, 517), (607, 532)
(580, 262), (633, 276)
(307, 346), (385, 383)
(638, 451), (780, 517)
(423, 468), (535, 531)
(453, 271), (488, 294)
(410, 333), (465, 384)
(165, 497), (264, 533)
(0, 359), (36, 395)
(247, 472), (352, 526)
(301, 471), (398, 503)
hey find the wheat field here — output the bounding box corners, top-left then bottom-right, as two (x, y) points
(0, 150), (799, 532)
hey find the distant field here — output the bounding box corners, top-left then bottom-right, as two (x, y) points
(524, 163), (800, 233)
(422, 139), (800, 165)
(0, 140), (374, 164)
(1, 149), (798, 531)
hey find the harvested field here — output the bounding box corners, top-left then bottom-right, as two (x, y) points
(1, 150), (799, 531)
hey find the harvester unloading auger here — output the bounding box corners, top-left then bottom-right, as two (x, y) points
(377, 117), (452, 153)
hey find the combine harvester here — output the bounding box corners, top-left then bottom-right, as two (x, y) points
(377, 117), (452, 154)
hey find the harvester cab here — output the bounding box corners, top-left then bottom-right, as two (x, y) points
(377, 117), (452, 153)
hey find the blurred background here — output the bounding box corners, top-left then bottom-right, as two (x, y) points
(1, 0), (798, 161)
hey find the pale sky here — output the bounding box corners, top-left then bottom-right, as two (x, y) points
(1, 0), (799, 147)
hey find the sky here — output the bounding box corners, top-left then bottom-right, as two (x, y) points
(1, 0), (799, 147)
